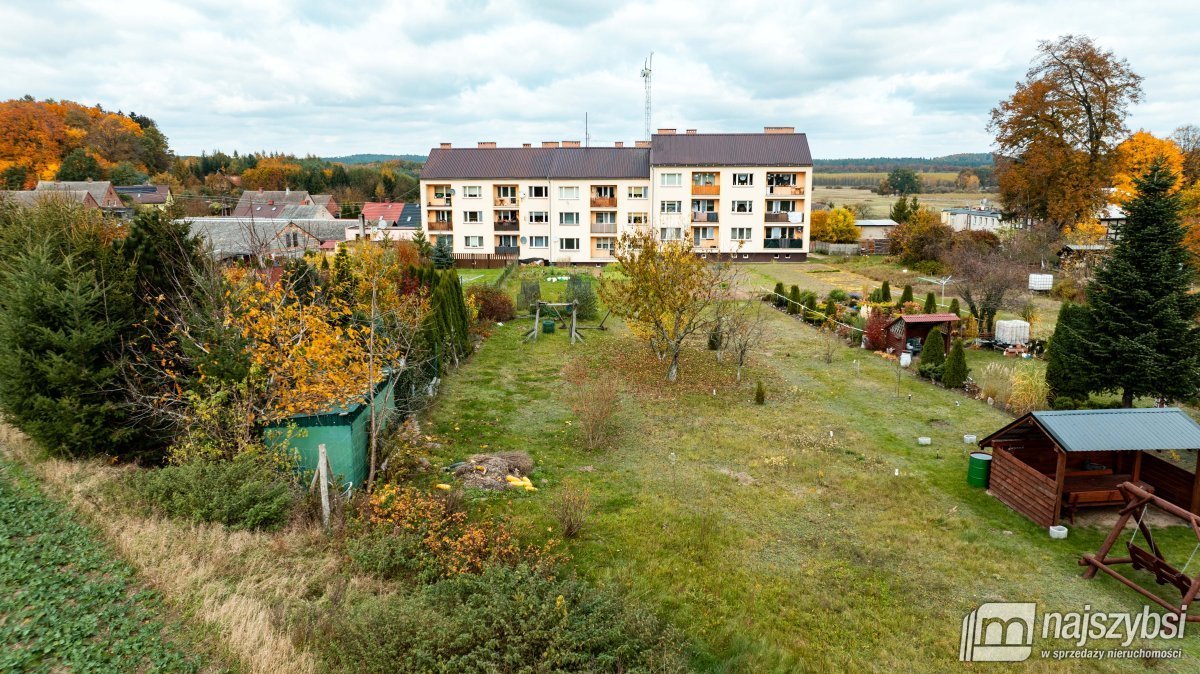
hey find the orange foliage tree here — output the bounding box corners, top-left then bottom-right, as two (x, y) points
(1111, 131), (1185, 204)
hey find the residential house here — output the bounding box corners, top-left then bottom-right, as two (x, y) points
(186, 216), (351, 262)
(941, 206), (1006, 232)
(312, 194), (340, 218)
(349, 202), (422, 242)
(35, 180), (123, 210)
(1, 189), (100, 209)
(854, 218), (897, 240)
(418, 126), (813, 263)
(114, 184), (173, 209)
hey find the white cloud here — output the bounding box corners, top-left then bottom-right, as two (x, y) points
(1, 0), (1197, 157)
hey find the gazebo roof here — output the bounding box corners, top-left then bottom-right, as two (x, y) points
(981, 408), (1200, 453)
(887, 313), (960, 327)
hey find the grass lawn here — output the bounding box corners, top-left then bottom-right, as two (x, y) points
(0, 457), (214, 672)
(422, 281), (1200, 671)
(814, 187), (999, 219)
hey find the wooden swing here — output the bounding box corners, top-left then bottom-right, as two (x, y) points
(523, 301), (584, 344)
(1081, 482), (1200, 621)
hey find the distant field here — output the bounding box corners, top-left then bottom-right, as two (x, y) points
(814, 187), (999, 219)
(813, 171), (961, 188)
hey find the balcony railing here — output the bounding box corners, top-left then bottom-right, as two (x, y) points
(495, 245), (519, 255)
(590, 223), (618, 234)
(590, 196), (617, 208)
(428, 221), (453, 232)
(691, 211), (718, 223)
(494, 197), (519, 207)
(427, 197), (452, 207)
(764, 212), (792, 223)
(494, 221), (519, 232)
(692, 184), (720, 195)
(768, 185), (805, 196)
(763, 238), (804, 249)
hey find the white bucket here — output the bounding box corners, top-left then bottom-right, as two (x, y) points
(1049, 525), (1068, 540)
(963, 434), (977, 444)
(917, 437), (932, 446)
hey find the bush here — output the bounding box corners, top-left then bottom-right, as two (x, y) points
(320, 565), (688, 673)
(912, 260), (948, 276)
(550, 483), (591, 539)
(564, 364), (621, 451)
(1008, 364), (1049, 415)
(466, 284), (516, 322)
(948, 298), (961, 317)
(787, 286), (801, 315)
(126, 455), (296, 531)
(755, 380), (766, 404)
(896, 284), (914, 308)
(1050, 275), (1086, 302)
(941, 339), (970, 388)
(917, 327), (946, 380)
(923, 292), (937, 313)
(561, 275), (599, 320)
(864, 310), (890, 350)
(707, 323), (722, 350)
(772, 282), (786, 308)
(517, 279), (540, 311)
(881, 280), (892, 302)
(827, 288), (849, 303)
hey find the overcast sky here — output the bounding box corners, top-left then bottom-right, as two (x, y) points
(2, 0), (1197, 159)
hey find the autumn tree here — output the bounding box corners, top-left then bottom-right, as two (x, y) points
(889, 196), (919, 224)
(600, 228), (735, 382)
(991, 35), (1143, 229)
(826, 207), (861, 243)
(887, 207), (952, 264)
(945, 239), (1023, 335)
(721, 300), (766, 382)
(809, 209), (831, 242)
(56, 148), (104, 180)
(1110, 131), (1185, 204)
(1170, 124), (1200, 184)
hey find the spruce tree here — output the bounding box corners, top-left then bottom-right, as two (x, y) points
(1044, 302), (1094, 404)
(410, 227), (432, 259)
(824, 298), (838, 324)
(881, 280), (892, 302)
(922, 327), (946, 367)
(1084, 159), (1200, 407)
(923, 292), (937, 314)
(941, 338), (969, 389)
(897, 284), (914, 308)
(432, 237), (454, 269)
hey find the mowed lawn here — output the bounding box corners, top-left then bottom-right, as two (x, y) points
(424, 282), (1200, 671)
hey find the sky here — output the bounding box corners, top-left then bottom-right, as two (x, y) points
(2, 0), (1198, 159)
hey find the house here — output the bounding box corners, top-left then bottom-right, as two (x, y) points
(941, 206), (1006, 232)
(185, 217), (352, 262)
(348, 203), (423, 243)
(855, 218), (897, 240)
(418, 126), (813, 263)
(312, 194), (340, 218)
(114, 184), (173, 209)
(978, 408), (1200, 526)
(1, 189), (101, 209)
(230, 189), (337, 219)
(35, 180), (123, 209)
(884, 313), (959, 354)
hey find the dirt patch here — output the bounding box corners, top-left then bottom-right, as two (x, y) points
(715, 467), (755, 486)
(451, 452), (534, 490)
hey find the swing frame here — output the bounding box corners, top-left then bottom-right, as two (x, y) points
(522, 301), (584, 344)
(1081, 482), (1200, 622)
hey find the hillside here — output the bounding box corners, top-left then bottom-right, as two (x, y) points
(813, 153), (992, 173)
(324, 153), (426, 165)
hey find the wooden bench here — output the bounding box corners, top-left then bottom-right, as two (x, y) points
(1062, 476), (1151, 524)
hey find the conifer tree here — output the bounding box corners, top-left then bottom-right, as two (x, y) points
(1084, 159), (1200, 406)
(1045, 302), (1094, 404)
(787, 285), (801, 315)
(923, 291), (937, 313)
(773, 281), (786, 308)
(897, 284), (914, 308)
(432, 236), (454, 269)
(881, 280), (892, 302)
(941, 338), (969, 388)
(948, 298), (960, 317)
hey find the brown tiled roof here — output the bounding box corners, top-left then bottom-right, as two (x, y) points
(650, 132), (812, 167)
(421, 147), (650, 180)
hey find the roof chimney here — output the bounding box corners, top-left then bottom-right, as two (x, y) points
(614, 141), (624, 148)
(562, 140), (581, 148)
(657, 128), (676, 135)
(634, 140), (651, 148)
(541, 141), (560, 148)
(685, 129), (697, 135)
(439, 142), (451, 149)
(522, 143), (532, 148)
(764, 126), (795, 134)
(477, 141), (496, 149)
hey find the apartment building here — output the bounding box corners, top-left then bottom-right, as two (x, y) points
(419, 127), (812, 263)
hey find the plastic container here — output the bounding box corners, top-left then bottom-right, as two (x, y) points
(542, 320), (556, 334)
(994, 320), (1030, 345)
(963, 434), (977, 444)
(967, 452), (992, 487)
(917, 436), (932, 446)
(1049, 525), (1069, 540)
(1029, 273), (1054, 291)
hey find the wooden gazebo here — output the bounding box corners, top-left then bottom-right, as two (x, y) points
(884, 313), (959, 354)
(978, 408), (1200, 527)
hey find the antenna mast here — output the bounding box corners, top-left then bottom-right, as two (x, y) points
(640, 52), (653, 141)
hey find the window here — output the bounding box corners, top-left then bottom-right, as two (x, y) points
(559, 186), (580, 199)
(465, 236), (483, 248)
(767, 173), (796, 186)
(560, 238), (580, 251)
(464, 210), (483, 223)
(529, 185), (548, 198)
(660, 200), (682, 213)
(434, 210), (451, 223)
(660, 173), (682, 187)
(628, 186), (647, 199)
(766, 200), (796, 213)
(433, 185), (450, 199)
(594, 212), (616, 225)
(496, 185), (517, 198)
(530, 236), (548, 248)
(436, 235), (453, 247)
(694, 226), (715, 239)
(528, 211), (548, 223)
(733, 173), (753, 186)
(283, 231), (301, 247)
(595, 238), (614, 251)
(659, 227), (682, 240)
(691, 199), (716, 213)
(628, 212), (648, 225)
(594, 185), (615, 198)
(731, 227), (752, 240)
(559, 212), (579, 225)
(497, 235), (518, 247)
(732, 200), (753, 213)
(692, 172), (717, 186)
(463, 186), (482, 198)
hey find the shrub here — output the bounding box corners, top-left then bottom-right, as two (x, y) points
(707, 323), (723, 351)
(561, 275), (599, 320)
(772, 282), (786, 308)
(1008, 363), (1049, 415)
(320, 565), (688, 673)
(881, 280), (892, 302)
(1051, 275), (1086, 302)
(896, 284), (914, 308)
(948, 298), (961, 317)
(564, 364), (621, 451)
(917, 327), (946, 380)
(864, 310), (890, 350)
(941, 339), (970, 388)
(550, 483), (591, 539)
(976, 362), (1014, 403)
(923, 292), (937, 313)
(827, 288), (849, 303)
(787, 286), (801, 315)
(912, 259), (948, 276)
(466, 284), (516, 322)
(754, 380), (766, 404)
(126, 455), (296, 531)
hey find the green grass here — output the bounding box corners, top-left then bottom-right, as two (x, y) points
(0, 458), (209, 672)
(422, 288), (1200, 671)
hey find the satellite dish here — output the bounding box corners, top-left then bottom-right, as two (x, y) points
(520, 236), (527, 244)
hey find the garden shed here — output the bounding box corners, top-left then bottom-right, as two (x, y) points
(263, 377), (397, 488)
(884, 313), (959, 354)
(978, 408), (1200, 527)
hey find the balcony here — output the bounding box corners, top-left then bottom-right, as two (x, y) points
(494, 197), (519, 207)
(590, 196), (617, 208)
(590, 223), (618, 234)
(765, 212), (793, 223)
(428, 221), (453, 232)
(494, 220), (519, 232)
(495, 245), (519, 255)
(691, 211), (718, 223)
(764, 238), (804, 249)
(768, 185), (805, 196)
(692, 184), (720, 196)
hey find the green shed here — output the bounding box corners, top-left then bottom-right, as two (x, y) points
(263, 377), (397, 488)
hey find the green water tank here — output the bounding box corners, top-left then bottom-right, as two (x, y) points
(542, 319), (556, 334)
(967, 452), (992, 488)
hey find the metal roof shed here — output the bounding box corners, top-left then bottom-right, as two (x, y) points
(979, 408), (1200, 526)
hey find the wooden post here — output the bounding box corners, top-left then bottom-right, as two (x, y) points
(1052, 447), (1066, 526)
(1190, 462), (1200, 516)
(532, 303), (541, 342)
(318, 443), (331, 529)
(570, 302), (578, 344)
(1132, 451), (1143, 483)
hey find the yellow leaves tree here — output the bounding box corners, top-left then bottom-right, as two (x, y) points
(825, 207), (861, 243)
(1111, 131), (1185, 204)
(240, 158), (302, 191)
(809, 210), (831, 242)
(1062, 217), (1109, 245)
(599, 228), (735, 382)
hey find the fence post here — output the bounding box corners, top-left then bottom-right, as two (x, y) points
(318, 443), (331, 528)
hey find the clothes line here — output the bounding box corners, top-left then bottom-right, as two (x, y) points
(767, 290), (865, 334)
